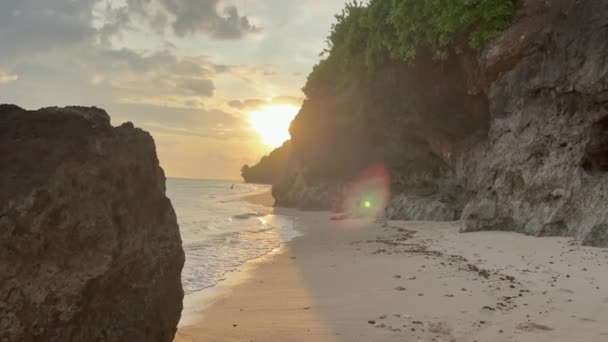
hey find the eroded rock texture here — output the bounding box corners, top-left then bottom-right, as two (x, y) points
(0, 105), (184, 341)
(274, 50), (487, 218)
(459, 0), (608, 246)
(248, 0), (608, 246)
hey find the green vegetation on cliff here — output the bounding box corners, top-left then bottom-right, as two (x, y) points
(304, 0), (515, 96)
(243, 0), (514, 190)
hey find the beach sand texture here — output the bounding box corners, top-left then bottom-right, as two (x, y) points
(176, 193), (608, 342)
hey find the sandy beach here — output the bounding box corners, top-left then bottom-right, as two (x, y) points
(238, 190), (276, 207)
(175, 192), (608, 341)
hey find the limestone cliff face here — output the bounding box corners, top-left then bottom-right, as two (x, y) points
(459, 0), (608, 246)
(263, 0), (608, 246)
(0, 105), (184, 341)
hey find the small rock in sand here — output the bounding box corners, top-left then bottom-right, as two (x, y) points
(516, 322), (554, 332)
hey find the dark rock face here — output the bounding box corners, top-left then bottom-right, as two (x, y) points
(459, 0), (608, 246)
(273, 51), (488, 215)
(242, 141), (291, 185)
(0, 105), (184, 341)
(272, 169), (342, 210)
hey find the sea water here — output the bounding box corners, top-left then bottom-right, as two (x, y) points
(166, 178), (301, 294)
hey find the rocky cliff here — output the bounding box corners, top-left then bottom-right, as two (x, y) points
(0, 105), (184, 341)
(459, 0), (608, 246)
(249, 0), (608, 246)
(242, 141), (291, 184)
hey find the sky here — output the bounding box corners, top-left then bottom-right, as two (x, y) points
(0, 0), (349, 180)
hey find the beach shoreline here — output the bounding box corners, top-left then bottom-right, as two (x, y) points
(175, 192), (608, 342)
(176, 190), (294, 330)
(239, 189), (276, 207)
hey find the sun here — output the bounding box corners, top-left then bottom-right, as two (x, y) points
(249, 104), (299, 148)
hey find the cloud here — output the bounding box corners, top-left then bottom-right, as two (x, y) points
(0, 0), (261, 64)
(0, 71), (18, 84)
(0, 0), (98, 61)
(226, 100), (244, 109)
(220, 64), (279, 86)
(227, 96), (303, 111)
(87, 48), (217, 100)
(0, 0), (266, 109)
(111, 102), (248, 141)
(126, 0), (153, 15)
(227, 99), (266, 110)
(271, 95), (303, 106)
(213, 64), (231, 73)
(0, 0), (345, 180)
(97, 3), (132, 44)
(179, 78), (215, 96)
(112, 0), (261, 40)
(159, 0), (261, 39)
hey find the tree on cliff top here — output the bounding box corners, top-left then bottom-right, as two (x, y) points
(304, 0), (515, 96)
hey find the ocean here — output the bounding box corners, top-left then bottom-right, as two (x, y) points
(165, 178), (301, 294)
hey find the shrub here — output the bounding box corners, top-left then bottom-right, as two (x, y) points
(303, 0), (515, 96)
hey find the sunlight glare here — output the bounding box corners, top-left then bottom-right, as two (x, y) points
(249, 104), (299, 147)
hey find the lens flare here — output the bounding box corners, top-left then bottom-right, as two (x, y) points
(334, 164), (391, 229)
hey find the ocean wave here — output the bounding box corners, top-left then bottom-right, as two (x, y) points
(232, 212), (267, 220)
(247, 226), (275, 233)
(166, 178), (298, 295)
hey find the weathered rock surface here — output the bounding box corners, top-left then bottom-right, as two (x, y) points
(383, 170), (465, 221)
(458, 0), (608, 246)
(246, 0), (608, 246)
(273, 50), (486, 213)
(0, 105), (184, 341)
(272, 169), (342, 211)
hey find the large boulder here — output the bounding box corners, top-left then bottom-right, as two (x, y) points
(0, 105), (184, 341)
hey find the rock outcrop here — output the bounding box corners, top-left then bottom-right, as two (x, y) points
(458, 0), (608, 246)
(0, 105), (184, 341)
(249, 0), (608, 246)
(273, 51), (488, 217)
(272, 169), (343, 210)
(242, 141), (291, 184)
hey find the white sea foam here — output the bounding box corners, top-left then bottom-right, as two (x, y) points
(166, 178), (301, 294)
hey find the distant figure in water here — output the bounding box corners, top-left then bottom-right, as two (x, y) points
(230, 184), (235, 190)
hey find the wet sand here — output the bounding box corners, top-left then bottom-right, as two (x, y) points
(175, 198), (608, 341)
(239, 190), (275, 207)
